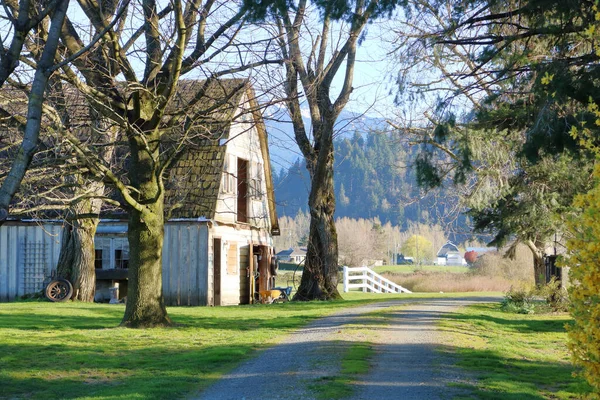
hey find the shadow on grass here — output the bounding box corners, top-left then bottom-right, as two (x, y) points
(437, 344), (591, 399)
(442, 304), (568, 334)
(0, 341), (259, 399)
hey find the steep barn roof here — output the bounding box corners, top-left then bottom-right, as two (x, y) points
(437, 242), (460, 257)
(165, 79), (247, 220)
(0, 80), (280, 235)
(164, 80), (280, 235)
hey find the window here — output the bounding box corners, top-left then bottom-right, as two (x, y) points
(115, 249), (129, 269)
(249, 162), (263, 199)
(237, 158), (248, 223)
(221, 154), (236, 193)
(95, 250), (103, 269)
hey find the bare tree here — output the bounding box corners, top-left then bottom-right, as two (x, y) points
(0, 0), (69, 220)
(257, 0), (400, 300)
(44, 0), (279, 326)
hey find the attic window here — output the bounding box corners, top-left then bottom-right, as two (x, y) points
(221, 154), (236, 193)
(249, 162), (263, 199)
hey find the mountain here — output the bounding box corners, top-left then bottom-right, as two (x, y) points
(271, 129), (467, 231)
(264, 106), (387, 171)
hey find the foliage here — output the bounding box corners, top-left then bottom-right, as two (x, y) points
(464, 250), (477, 264)
(440, 303), (592, 398)
(501, 286), (537, 314)
(400, 234), (434, 263)
(501, 278), (571, 315)
(391, 0), (597, 286)
(566, 163), (600, 394)
(538, 277), (570, 312)
(470, 247), (534, 284)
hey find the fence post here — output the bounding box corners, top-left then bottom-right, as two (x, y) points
(343, 266), (348, 293)
(362, 266), (367, 292)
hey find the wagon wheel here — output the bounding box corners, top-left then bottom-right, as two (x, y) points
(45, 278), (73, 302)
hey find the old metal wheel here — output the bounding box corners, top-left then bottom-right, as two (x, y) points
(45, 278), (73, 302)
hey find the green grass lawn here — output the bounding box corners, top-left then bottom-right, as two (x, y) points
(439, 303), (593, 399)
(0, 300), (370, 400)
(0, 295), (588, 399)
(372, 264), (471, 274)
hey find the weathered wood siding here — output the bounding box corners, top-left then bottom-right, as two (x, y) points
(162, 222), (209, 306)
(210, 224), (271, 306)
(0, 222), (63, 301)
(0, 221), (273, 307)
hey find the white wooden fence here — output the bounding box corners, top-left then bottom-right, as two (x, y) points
(342, 266), (412, 294)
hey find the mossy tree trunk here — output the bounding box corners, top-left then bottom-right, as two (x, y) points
(121, 124), (171, 327)
(56, 200), (99, 302)
(276, 1), (372, 300)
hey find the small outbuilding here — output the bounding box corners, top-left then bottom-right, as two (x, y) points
(436, 242), (465, 266)
(276, 247), (307, 264)
(0, 80), (280, 305)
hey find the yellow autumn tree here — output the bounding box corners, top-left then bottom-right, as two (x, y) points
(565, 4), (600, 393)
(566, 165), (600, 393)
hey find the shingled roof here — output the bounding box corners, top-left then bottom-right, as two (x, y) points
(0, 79), (280, 234)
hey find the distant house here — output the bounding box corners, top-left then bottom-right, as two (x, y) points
(277, 247), (307, 264)
(0, 80), (280, 306)
(436, 242), (466, 266)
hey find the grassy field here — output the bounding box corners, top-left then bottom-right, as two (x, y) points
(372, 264), (471, 274)
(0, 300), (364, 399)
(0, 295), (589, 399)
(439, 303), (592, 399)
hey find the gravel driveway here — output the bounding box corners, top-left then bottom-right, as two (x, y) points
(193, 296), (501, 400)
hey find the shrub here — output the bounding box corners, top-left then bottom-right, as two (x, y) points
(566, 164), (600, 393)
(471, 248), (534, 284)
(501, 286), (536, 314)
(464, 250), (478, 265)
(538, 277), (570, 312)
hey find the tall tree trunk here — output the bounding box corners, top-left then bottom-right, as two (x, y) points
(121, 125), (171, 327)
(122, 204), (170, 327)
(294, 139), (341, 300)
(55, 113), (115, 302)
(56, 202), (99, 302)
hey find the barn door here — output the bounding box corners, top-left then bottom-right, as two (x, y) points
(237, 158), (248, 223)
(213, 238), (221, 306)
(248, 244), (254, 304)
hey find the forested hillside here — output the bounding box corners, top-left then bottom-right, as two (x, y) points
(273, 131), (463, 230)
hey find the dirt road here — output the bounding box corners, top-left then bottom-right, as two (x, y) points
(194, 297), (500, 400)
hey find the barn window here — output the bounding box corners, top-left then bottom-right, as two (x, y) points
(95, 250), (103, 269)
(237, 158), (248, 223)
(227, 243), (238, 275)
(221, 154), (236, 193)
(115, 249), (129, 269)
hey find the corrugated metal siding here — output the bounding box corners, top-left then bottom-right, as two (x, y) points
(0, 223), (63, 301)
